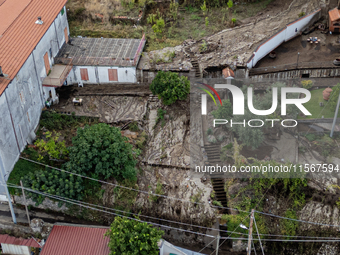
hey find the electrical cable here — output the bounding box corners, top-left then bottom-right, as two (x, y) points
(18, 156), (250, 213)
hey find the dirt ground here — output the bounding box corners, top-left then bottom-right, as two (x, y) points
(51, 84), (150, 123)
(256, 31), (340, 68)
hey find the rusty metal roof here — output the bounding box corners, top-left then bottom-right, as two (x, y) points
(329, 8), (340, 22)
(40, 225), (110, 255)
(0, 0), (67, 95)
(0, 234), (41, 248)
(55, 37), (144, 67)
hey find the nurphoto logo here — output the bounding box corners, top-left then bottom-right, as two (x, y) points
(199, 83), (312, 128)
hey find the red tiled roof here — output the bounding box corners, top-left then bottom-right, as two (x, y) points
(0, 234), (41, 248)
(0, 0), (68, 95)
(40, 225), (110, 255)
(329, 8), (340, 22)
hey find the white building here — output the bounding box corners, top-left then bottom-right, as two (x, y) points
(0, 0), (69, 194)
(53, 36), (146, 85)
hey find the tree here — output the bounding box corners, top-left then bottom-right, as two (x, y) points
(149, 71), (190, 105)
(105, 217), (164, 255)
(64, 123), (137, 181)
(212, 99), (232, 120)
(330, 83), (340, 111)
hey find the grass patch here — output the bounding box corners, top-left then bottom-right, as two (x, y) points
(7, 148), (43, 195)
(299, 89), (340, 119)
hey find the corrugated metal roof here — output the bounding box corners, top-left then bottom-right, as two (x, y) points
(40, 225), (110, 255)
(0, 0), (67, 95)
(55, 37), (142, 67)
(0, 234), (41, 248)
(329, 8), (340, 22)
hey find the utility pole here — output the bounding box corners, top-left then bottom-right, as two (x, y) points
(215, 234), (220, 255)
(20, 180), (30, 226)
(330, 91), (340, 137)
(247, 209), (255, 255)
(0, 153), (16, 224)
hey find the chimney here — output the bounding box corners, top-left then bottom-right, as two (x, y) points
(0, 66), (3, 77)
(35, 16), (43, 25)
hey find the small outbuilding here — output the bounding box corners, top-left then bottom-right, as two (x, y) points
(0, 234), (41, 255)
(329, 8), (340, 33)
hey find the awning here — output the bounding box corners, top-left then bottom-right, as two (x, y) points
(42, 64), (72, 87)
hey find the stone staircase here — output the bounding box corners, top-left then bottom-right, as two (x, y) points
(204, 144), (228, 213)
(191, 59), (201, 78)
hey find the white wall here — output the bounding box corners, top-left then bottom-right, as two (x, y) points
(247, 9), (321, 69)
(72, 66), (137, 84)
(0, 4), (69, 195)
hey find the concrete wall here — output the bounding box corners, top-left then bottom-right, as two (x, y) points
(71, 66), (137, 84)
(247, 9), (321, 69)
(0, 5), (69, 195)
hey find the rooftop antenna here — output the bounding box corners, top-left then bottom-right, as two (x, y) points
(35, 16), (43, 25)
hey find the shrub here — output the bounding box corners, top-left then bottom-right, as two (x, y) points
(34, 131), (68, 160)
(205, 17), (209, 27)
(150, 71), (190, 105)
(301, 80), (313, 90)
(207, 128), (213, 135)
(23, 167), (84, 206)
(64, 123), (137, 181)
(129, 121), (139, 132)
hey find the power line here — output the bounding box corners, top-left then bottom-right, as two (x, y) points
(7, 183), (340, 243)
(18, 156), (249, 213)
(5, 181), (248, 237)
(7, 183), (217, 239)
(255, 210), (340, 228)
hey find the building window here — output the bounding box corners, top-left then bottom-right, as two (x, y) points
(80, 68), (89, 81)
(108, 69), (118, 81)
(61, 7), (65, 15)
(44, 52), (50, 75)
(28, 77), (33, 94)
(64, 27), (69, 44)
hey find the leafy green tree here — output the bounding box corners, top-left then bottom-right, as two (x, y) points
(64, 123), (137, 181)
(105, 217), (164, 255)
(149, 71), (190, 105)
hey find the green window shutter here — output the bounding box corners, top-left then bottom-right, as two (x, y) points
(61, 7), (65, 15)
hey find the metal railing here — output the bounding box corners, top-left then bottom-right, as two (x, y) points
(134, 34), (146, 65)
(250, 61), (337, 75)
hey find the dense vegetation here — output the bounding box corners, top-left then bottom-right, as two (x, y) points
(150, 71), (190, 105)
(22, 123), (137, 205)
(105, 217), (164, 255)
